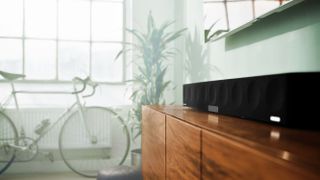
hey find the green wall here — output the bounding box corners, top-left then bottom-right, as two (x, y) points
(203, 1), (320, 82)
(130, 0), (320, 104)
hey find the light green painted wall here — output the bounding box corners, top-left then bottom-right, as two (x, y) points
(131, 1), (320, 105)
(175, 0), (205, 103)
(204, 1), (320, 82)
(132, 0), (174, 29)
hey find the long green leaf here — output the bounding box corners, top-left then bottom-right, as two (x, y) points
(114, 48), (132, 60)
(147, 11), (155, 33)
(163, 28), (187, 44)
(159, 81), (171, 95)
(126, 28), (146, 45)
(159, 20), (175, 34)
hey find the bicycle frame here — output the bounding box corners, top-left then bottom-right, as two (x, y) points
(0, 79), (94, 155)
(1, 76), (131, 177)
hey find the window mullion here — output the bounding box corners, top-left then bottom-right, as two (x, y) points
(89, 0), (93, 78)
(22, 0), (26, 77)
(56, 0), (59, 80)
(252, 0), (256, 19)
(224, 0), (230, 30)
(121, 0), (126, 82)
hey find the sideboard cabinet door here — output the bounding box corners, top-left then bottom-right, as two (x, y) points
(142, 107), (166, 180)
(202, 129), (317, 180)
(166, 116), (201, 180)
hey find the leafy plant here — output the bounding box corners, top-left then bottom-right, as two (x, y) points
(185, 27), (222, 83)
(204, 20), (229, 43)
(186, 28), (209, 82)
(116, 12), (186, 139)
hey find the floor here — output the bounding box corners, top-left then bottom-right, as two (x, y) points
(0, 172), (93, 180)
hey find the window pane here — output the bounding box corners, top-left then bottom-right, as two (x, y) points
(0, 39), (23, 75)
(58, 42), (90, 80)
(92, 43), (123, 82)
(0, 0), (23, 37)
(227, 1), (253, 30)
(25, 0), (57, 38)
(203, 2), (228, 31)
(92, 1), (123, 41)
(254, 1), (279, 18)
(59, 0), (90, 40)
(25, 40), (56, 79)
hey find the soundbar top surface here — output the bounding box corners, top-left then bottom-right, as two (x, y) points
(184, 72), (320, 85)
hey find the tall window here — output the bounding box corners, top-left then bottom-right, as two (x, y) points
(0, 0), (126, 83)
(203, 0), (293, 35)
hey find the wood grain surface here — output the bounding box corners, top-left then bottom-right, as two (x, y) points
(166, 115), (201, 180)
(142, 106), (166, 180)
(147, 105), (320, 176)
(142, 105), (320, 179)
(202, 129), (319, 180)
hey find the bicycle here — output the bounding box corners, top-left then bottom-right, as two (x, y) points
(0, 70), (130, 178)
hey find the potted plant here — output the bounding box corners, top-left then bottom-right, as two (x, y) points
(116, 12), (186, 168)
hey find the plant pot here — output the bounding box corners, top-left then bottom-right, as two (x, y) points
(131, 148), (141, 169)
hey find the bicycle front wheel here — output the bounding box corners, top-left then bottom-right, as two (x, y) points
(59, 107), (130, 178)
(0, 111), (18, 175)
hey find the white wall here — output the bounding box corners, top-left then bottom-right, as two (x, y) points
(174, 0), (206, 103)
(132, 0), (174, 29)
(185, 0), (204, 38)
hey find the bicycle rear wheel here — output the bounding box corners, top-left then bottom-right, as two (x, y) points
(0, 111), (18, 175)
(59, 107), (130, 178)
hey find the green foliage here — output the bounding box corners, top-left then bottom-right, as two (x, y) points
(204, 20), (229, 43)
(186, 28), (209, 82)
(204, 20), (219, 43)
(117, 12), (186, 140)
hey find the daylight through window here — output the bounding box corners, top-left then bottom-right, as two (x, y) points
(0, 0), (125, 82)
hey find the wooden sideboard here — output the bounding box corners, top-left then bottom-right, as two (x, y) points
(141, 105), (320, 180)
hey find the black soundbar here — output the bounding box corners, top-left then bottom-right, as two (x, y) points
(183, 72), (320, 129)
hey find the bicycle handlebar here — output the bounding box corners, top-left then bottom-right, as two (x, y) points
(83, 78), (98, 98)
(72, 77), (87, 94)
(72, 76), (98, 97)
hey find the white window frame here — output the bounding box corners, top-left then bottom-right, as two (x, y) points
(0, 0), (129, 85)
(203, 0), (291, 34)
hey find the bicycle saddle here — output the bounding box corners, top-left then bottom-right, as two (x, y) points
(0, 70), (25, 81)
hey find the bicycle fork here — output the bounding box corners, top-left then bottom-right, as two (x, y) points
(74, 87), (97, 145)
(76, 106), (98, 145)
